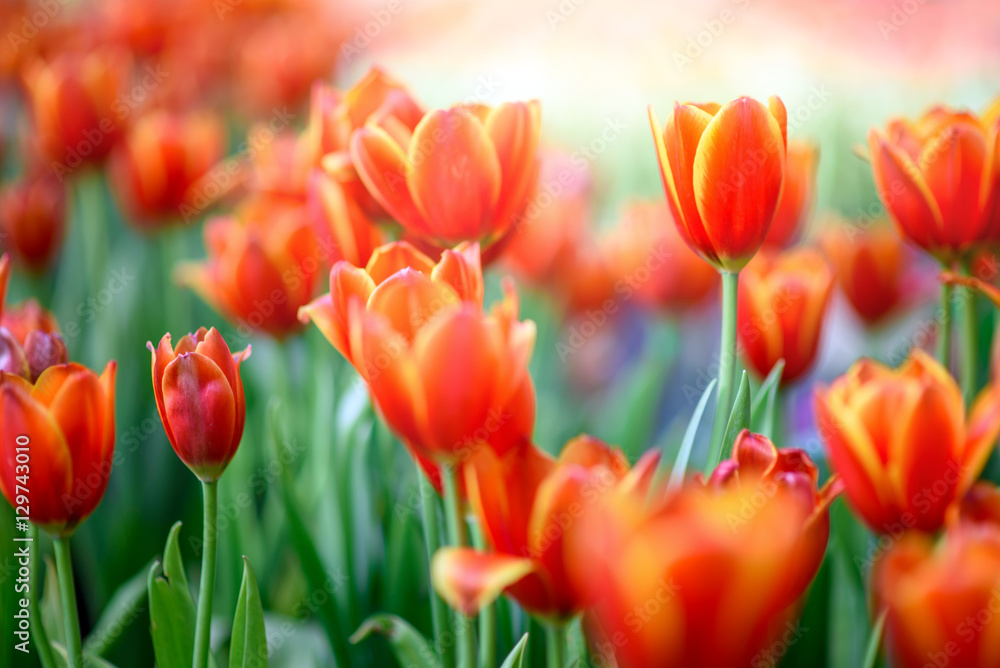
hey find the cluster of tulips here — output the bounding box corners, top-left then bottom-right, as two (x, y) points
(2, 3), (1000, 667)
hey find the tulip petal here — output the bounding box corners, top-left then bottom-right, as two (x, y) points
(366, 268), (461, 342)
(693, 98), (785, 268)
(406, 107), (502, 242)
(485, 101), (541, 236)
(963, 384), (1000, 492)
(432, 242), (484, 305)
(431, 547), (535, 616)
(919, 121), (987, 245)
(351, 126), (428, 234)
(365, 241), (436, 284)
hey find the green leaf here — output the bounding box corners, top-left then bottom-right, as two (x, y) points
(148, 522), (197, 668)
(862, 608), (888, 668)
(499, 633), (529, 668)
(653, 378), (716, 495)
(230, 557), (268, 668)
(720, 370), (751, 460)
(42, 555), (65, 648)
(750, 359), (785, 438)
(350, 614), (440, 668)
(50, 642), (120, 667)
(83, 559), (151, 657)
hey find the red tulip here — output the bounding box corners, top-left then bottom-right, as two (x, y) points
(0, 169), (67, 272)
(149, 327), (250, 482)
(649, 96), (787, 271)
(0, 361), (117, 536)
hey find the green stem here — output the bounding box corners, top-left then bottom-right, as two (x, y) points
(442, 464), (475, 668)
(937, 281), (953, 369)
(193, 480), (218, 668)
(30, 525), (56, 668)
(417, 464), (454, 668)
(77, 168), (107, 294)
(52, 537), (82, 668)
(471, 522), (495, 668)
(706, 270), (739, 473)
(163, 227), (189, 333)
(545, 622), (566, 668)
(960, 263), (978, 404)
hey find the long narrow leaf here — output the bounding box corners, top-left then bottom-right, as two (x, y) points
(230, 557), (268, 668)
(862, 608), (888, 668)
(351, 614), (441, 668)
(499, 633), (530, 668)
(657, 378), (717, 495)
(721, 371), (751, 460)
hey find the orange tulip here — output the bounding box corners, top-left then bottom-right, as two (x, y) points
(306, 169), (383, 269)
(819, 219), (917, 327)
(304, 68), (425, 217)
(299, 241), (536, 463)
(762, 141), (818, 249)
(148, 327), (250, 482)
(109, 109), (225, 230)
(431, 436), (658, 619)
(815, 349), (1000, 534)
(351, 100), (541, 245)
(607, 200), (719, 313)
(648, 96), (787, 271)
(0, 169), (66, 272)
(566, 431), (836, 668)
(176, 209), (324, 339)
(868, 106), (1000, 262)
(737, 248), (833, 384)
(0, 361), (116, 536)
(23, 47), (132, 170)
(873, 487), (1000, 668)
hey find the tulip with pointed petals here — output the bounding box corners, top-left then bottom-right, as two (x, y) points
(148, 327), (250, 482)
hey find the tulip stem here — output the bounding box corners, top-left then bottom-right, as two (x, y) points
(418, 463), (455, 668)
(937, 281), (953, 369)
(53, 537), (83, 668)
(442, 463), (476, 668)
(31, 525), (57, 668)
(193, 479), (218, 668)
(707, 270), (739, 473)
(960, 262), (978, 404)
(471, 521), (495, 668)
(545, 622), (566, 668)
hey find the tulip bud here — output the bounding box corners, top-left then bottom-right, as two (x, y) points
(23, 330), (68, 381)
(0, 169), (67, 272)
(0, 361), (117, 536)
(149, 327), (250, 482)
(0, 328), (28, 378)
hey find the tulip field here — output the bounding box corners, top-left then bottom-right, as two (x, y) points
(1, 1), (1000, 667)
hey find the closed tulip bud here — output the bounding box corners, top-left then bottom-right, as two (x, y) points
(0, 361), (117, 536)
(110, 110), (225, 230)
(869, 106), (1000, 262)
(763, 141), (819, 249)
(737, 248), (833, 385)
(815, 349), (1000, 534)
(148, 327), (250, 482)
(565, 431), (837, 668)
(431, 436), (659, 619)
(23, 47), (132, 167)
(299, 241), (536, 463)
(874, 490), (1000, 668)
(23, 330), (68, 382)
(0, 169), (67, 272)
(351, 100), (541, 246)
(176, 210), (323, 339)
(819, 218), (918, 327)
(649, 96), (787, 272)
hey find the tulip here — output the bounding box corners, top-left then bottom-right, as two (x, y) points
(0, 254), (65, 380)
(176, 210), (324, 339)
(815, 349), (1000, 534)
(23, 47), (132, 169)
(762, 141), (819, 249)
(1, 298), (60, 345)
(351, 100), (541, 245)
(873, 492), (1000, 668)
(306, 169), (383, 269)
(868, 106), (1000, 262)
(737, 247), (833, 385)
(148, 327), (250, 482)
(299, 241), (536, 463)
(648, 96), (787, 272)
(0, 169), (67, 272)
(109, 109), (225, 230)
(607, 200), (718, 313)
(565, 431), (836, 668)
(431, 436), (659, 620)
(819, 219), (917, 327)
(0, 361), (117, 535)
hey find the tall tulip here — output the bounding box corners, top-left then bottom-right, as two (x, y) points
(148, 326), (249, 668)
(737, 247), (833, 385)
(873, 485), (1000, 668)
(763, 140), (819, 249)
(566, 431), (837, 668)
(649, 95), (787, 470)
(815, 349), (1000, 534)
(351, 100), (541, 245)
(0, 169), (67, 272)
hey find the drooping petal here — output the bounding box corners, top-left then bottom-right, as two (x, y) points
(431, 547), (535, 616)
